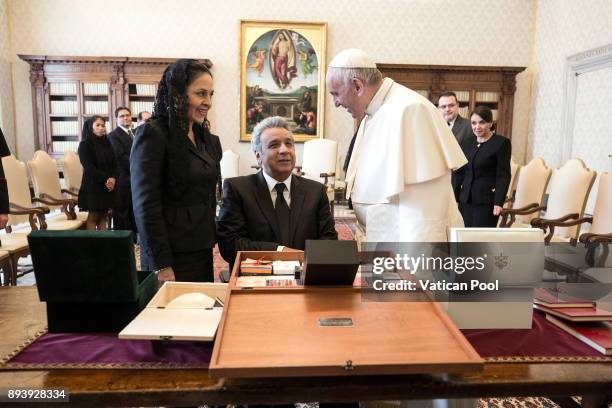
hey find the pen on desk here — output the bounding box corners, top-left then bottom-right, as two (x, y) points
(215, 297), (225, 306)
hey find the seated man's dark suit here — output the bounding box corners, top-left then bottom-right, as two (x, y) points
(108, 126), (136, 232)
(217, 171), (338, 266)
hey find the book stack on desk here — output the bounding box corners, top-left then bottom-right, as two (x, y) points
(236, 276), (299, 288)
(240, 258), (273, 276)
(533, 288), (612, 354)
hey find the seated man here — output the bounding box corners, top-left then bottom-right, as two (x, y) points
(217, 116), (337, 266)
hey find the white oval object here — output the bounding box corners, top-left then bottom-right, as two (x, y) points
(166, 292), (215, 309)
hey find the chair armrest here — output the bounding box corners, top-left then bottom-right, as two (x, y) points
(531, 213), (581, 228)
(319, 172), (335, 186)
(10, 202), (50, 215)
(34, 193), (77, 220)
(61, 188), (78, 198)
(499, 203), (543, 227)
(8, 203), (48, 230)
(579, 232), (612, 244)
(531, 213), (580, 244)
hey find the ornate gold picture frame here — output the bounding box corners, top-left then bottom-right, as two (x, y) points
(240, 20), (327, 142)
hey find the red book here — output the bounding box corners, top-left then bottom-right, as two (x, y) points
(534, 303), (612, 322)
(546, 314), (612, 355)
(534, 287), (595, 308)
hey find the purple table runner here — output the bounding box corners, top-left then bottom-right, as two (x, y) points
(3, 310), (609, 369)
(6, 333), (213, 368)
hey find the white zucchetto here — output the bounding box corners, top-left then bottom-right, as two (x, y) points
(328, 48), (377, 68)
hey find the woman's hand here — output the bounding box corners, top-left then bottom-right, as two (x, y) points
(105, 177), (116, 191)
(157, 266), (176, 288)
(493, 205), (503, 216)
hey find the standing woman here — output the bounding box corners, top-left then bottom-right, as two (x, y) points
(131, 59), (222, 284)
(77, 116), (117, 230)
(453, 106), (511, 227)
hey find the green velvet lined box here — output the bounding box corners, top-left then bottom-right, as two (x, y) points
(28, 230), (157, 333)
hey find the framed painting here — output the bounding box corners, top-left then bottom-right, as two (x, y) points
(240, 20), (327, 142)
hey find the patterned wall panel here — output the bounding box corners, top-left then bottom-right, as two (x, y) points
(572, 67), (612, 214)
(0, 0), (16, 153)
(528, 0), (612, 169)
(8, 0), (534, 170)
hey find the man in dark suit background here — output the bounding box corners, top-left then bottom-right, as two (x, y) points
(438, 91), (472, 145)
(217, 116), (337, 266)
(108, 106), (136, 234)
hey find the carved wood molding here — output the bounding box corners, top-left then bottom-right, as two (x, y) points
(19, 55), (213, 68)
(377, 63), (526, 139)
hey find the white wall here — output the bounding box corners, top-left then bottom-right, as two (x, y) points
(528, 0), (612, 168)
(0, 0), (16, 153)
(8, 0), (535, 173)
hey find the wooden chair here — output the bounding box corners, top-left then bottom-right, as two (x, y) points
(538, 172), (612, 267)
(506, 156), (520, 202)
(60, 151), (83, 195)
(0, 234), (30, 285)
(526, 159), (597, 244)
(0, 250), (12, 286)
(3, 155), (82, 232)
(220, 150), (240, 181)
(3, 155), (49, 233)
(500, 157), (552, 228)
(296, 139), (338, 214)
(27, 150), (85, 225)
(219, 150), (240, 200)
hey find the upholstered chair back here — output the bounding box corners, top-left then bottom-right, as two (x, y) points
(60, 151), (83, 193)
(545, 158), (596, 241)
(513, 157), (552, 224)
(2, 155), (34, 226)
(27, 150), (63, 211)
(451, 227), (545, 243)
(589, 172), (611, 235)
(220, 149), (240, 180)
(301, 139), (338, 186)
(507, 156), (520, 200)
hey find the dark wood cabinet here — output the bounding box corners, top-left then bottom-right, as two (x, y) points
(377, 64), (526, 139)
(19, 55), (212, 157)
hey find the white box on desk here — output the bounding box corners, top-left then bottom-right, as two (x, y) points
(119, 281), (228, 341)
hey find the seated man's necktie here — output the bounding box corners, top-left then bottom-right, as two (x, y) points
(274, 183), (291, 246)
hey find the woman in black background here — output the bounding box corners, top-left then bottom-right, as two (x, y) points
(453, 106), (511, 227)
(77, 115), (116, 230)
(131, 59), (222, 284)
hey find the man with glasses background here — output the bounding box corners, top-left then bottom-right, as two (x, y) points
(438, 91), (472, 145)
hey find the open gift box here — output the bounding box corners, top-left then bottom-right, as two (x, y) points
(119, 281), (228, 341)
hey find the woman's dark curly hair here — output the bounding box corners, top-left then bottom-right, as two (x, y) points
(152, 59), (213, 196)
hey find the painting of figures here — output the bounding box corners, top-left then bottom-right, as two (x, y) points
(240, 21), (327, 141)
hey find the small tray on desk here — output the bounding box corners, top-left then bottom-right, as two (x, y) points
(209, 286), (483, 378)
(229, 251), (305, 289)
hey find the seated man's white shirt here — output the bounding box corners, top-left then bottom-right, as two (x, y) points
(348, 78), (467, 242)
(262, 171), (292, 207)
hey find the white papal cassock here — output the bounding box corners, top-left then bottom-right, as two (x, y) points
(345, 78), (467, 242)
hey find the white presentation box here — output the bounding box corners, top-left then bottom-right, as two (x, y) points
(119, 281), (228, 341)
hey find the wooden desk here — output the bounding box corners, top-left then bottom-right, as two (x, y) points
(0, 286), (610, 407)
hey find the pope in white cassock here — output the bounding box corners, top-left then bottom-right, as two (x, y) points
(327, 49), (467, 242)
